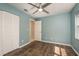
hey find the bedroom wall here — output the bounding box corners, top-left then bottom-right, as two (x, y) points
(37, 13), (71, 45)
(71, 3), (79, 53)
(0, 3), (31, 46)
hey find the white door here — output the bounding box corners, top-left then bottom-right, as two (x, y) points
(30, 21), (35, 41)
(35, 21), (41, 41)
(1, 11), (19, 55)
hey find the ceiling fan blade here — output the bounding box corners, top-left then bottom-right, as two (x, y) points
(43, 9), (49, 14)
(24, 9), (28, 12)
(33, 10), (38, 14)
(28, 3), (39, 8)
(42, 3), (51, 8)
(30, 4), (38, 10)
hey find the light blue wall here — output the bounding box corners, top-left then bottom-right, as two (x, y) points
(0, 3), (31, 46)
(1, 3), (79, 53)
(37, 13), (71, 44)
(71, 4), (79, 53)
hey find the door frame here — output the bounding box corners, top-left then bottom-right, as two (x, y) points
(34, 21), (42, 41)
(29, 19), (42, 42)
(29, 18), (36, 42)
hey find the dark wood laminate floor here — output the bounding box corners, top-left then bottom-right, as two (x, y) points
(4, 41), (77, 56)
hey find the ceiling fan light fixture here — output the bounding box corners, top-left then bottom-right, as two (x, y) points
(38, 8), (43, 12)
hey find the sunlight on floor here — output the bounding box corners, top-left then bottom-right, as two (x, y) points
(61, 47), (67, 56)
(54, 46), (67, 56)
(54, 46), (60, 56)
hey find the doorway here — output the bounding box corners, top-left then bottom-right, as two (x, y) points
(30, 19), (41, 42)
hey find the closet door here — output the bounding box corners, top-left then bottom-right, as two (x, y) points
(11, 13), (19, 50)
(2, 11), (19, 55)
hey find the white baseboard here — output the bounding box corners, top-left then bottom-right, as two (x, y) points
(42, 40), (79, 56)
(19, 41), (31, 48)
(71, 46), (79, 56)
(42, 40), (71, 47)
(17, 40), (79, 56)
(0, 41), (32, 56)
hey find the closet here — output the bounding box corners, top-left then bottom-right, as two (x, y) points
(0, 11), (19, 55)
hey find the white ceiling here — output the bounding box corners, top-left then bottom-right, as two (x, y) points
(10, 3), (75, 18)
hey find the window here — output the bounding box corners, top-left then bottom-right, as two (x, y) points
(75, 14), (79, 40)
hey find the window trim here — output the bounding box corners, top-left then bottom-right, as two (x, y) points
(75, 14), (79, 40)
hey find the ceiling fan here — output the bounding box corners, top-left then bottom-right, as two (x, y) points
(26, 3), (51, 14)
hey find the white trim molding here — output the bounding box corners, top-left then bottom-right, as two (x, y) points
(19, 40), (40, 48)
(42, 40), (79, 56)
(19, 40), (79, 56)
(71, 46), (79, 56)
(19, 41), (31, 48)
(42, 40), (71, 46)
